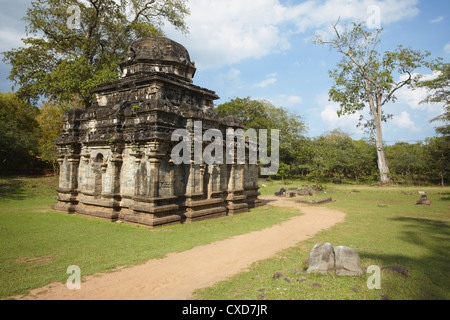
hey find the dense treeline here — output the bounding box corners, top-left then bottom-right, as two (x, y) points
(289, 131), (449, 186)
(1, 0), (190, 174)
(217, 97), (449, 186)
(0, 92), (43, 173)
(0, 92), (448, 185)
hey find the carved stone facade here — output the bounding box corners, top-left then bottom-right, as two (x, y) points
(53, 37), (261, 227)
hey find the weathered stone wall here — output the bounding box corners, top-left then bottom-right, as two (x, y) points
(52, 37), (261, 227)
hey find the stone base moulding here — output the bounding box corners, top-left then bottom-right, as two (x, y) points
(52, 193), (255, 227)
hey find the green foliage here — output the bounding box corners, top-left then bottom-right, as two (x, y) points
(383, 138), (449, 186)
(0, 92), (41, 173)
(319, 23), (433, 130)
(385, 142), (426, 184)
(35, 97), (82, 172)
(2, 0), (190, 107)
(415, 62), (450, 136)
(315, 20), (436, 185)
(293, 130), (378, 185)
(276, 163), (291, 184)
(349, 139), (378, 183)
(423, 136), (450, 186)
(294, 130), (449, 186)
(216, 97), (447, 186)
(294, 136), (327, 186)
(216, 97), (307, 168)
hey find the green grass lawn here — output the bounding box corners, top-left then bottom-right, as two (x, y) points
(0, 175), (299, 299)
(1, 176), (449, 300)
(193, 179), (450, 300)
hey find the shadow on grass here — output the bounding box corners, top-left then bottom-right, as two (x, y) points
(364, 216), (450, 299)
(0, 179), (27, 201)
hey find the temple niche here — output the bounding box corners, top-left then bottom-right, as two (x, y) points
(52, 37), (261, 227)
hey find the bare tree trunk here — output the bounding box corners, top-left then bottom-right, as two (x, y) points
(363, 77), (392, 186)
(374, 110), (391, 185)
(354, 171), (360, 184)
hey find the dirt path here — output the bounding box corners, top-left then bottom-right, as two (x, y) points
(15, 195), (346, 300)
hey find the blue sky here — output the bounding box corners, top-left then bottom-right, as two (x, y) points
(1, 0), (449, 144)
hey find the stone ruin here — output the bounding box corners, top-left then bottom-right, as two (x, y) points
(53, 37), (261, 227)
(307, 243), (364, 276)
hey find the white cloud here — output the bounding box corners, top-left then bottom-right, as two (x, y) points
(166, 0), (291, 69)
(320, 104), (363, 134)
(254, 78), (277, 88)
(445, 42), (450, 54)
(282, 95), (303, 106)
(318, 93), (365, 135)
(287, 0), (419, 42)
(0, 28), (26, 52)
(164, 0), (420, 69)
(392, 111), (418, 131)
(429, 16), (444, 23)
(224, 68), (241, 81)
(215, 67), (244, 90)
(268, 94), (303, 107)
(394, 71), (444, 117)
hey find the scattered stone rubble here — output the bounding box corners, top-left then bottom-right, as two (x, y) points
(416, 192), (431, 206)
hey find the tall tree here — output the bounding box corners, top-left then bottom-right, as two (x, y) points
(0, 92), (40, 173)
(216, 97), (307, 168)
(385, 142), (426, 184)
(423, 137), (449, 186)
(315, 20), (434, 185)
(2, 0), (190, 107)
(36, 97), (83, 173)
(295, 137), (327, 187)
(415, 62), (449, 136)
(350, 139), (377, 184)
(317, 129), (354, 181)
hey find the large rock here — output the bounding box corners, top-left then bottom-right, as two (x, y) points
(306, 242), (335, 274)
(334, 246), (364, 276)
(306, 243), (364, 276)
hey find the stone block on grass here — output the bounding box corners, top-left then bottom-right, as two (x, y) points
(306, 242), (335, 274)
(334, 246), (364, 276)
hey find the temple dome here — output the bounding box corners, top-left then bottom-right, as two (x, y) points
(120, 37), (196, 81)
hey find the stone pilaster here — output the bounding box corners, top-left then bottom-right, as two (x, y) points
(225, 161), (248, 215)
(52, 146), (80, 213)
(244, 163), (262, 208)
(124, 141), (181, 227)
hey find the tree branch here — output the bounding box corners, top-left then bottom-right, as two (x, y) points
(381, 71), (412, 107)
(328, 21), (381, 93)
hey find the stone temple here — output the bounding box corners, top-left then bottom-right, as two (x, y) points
(53, 37), (261, 227)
